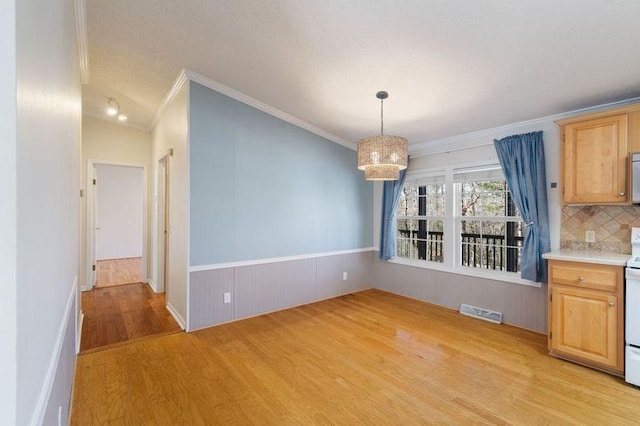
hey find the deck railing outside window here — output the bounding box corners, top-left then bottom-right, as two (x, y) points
(460, 232), (523, 272)
(397, 230), (444, 262)
(395, 171), (524, 276)
(397, 230), (523, 271)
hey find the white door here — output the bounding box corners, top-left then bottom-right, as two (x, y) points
(95, 164), (144, 261)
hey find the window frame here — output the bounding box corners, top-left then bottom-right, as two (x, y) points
(396, 175), (445, 264)
(390, 165), (540, 288)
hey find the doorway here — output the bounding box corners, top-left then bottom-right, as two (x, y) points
(86, 160), (148, 289)
(93, 163), (145, 287)
(80, 160), (181, 353)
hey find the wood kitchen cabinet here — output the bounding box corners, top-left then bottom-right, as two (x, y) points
(562, 114), (627, 204)
(547, 259), (624, 376)
(557, 104), (640, 205)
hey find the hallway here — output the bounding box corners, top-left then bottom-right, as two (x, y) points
(80, 283), (182, 352)
(95, 257), (143, 288)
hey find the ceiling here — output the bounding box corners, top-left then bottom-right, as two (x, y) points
(83, 0), (640, 148)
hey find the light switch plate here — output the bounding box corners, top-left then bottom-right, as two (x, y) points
(223, 292), (231, 304)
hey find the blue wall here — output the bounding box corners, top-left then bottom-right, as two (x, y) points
(189, 82), (373, 266)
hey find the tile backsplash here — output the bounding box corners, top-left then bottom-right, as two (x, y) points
(561, 205), (640, 253)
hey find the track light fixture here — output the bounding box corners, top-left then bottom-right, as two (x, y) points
(106, 97), (128, 122)
(106, 97), (119, 116)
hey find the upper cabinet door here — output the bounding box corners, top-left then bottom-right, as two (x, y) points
(563, 114), (628, 204)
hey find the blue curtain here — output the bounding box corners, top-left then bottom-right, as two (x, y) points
(494, 131), (550, 283)
(380, 166), (408, 260)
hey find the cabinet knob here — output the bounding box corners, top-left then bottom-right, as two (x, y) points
(578, 276), (585, 281)
(609, 302), (615, 307)
(619, 192), (625, 196)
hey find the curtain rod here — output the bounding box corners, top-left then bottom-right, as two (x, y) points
(410, 141), (495, 158)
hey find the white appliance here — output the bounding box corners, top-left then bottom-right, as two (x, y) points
(625, 227), (640, 387)
(632, 152), (640, 204)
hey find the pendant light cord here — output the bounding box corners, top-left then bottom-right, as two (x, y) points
(380, 98), (384, 136)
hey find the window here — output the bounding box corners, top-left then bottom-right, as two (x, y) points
(454, 167), (524, 273)
(396, 176), (445, 263)
(393, 165), (527, 282)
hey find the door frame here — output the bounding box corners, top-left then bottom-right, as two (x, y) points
(156, 154), (170, 294)
(85, 159), (149, 290)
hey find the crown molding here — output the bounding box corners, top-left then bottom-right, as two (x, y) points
(150, 70), (640, 156)
(147, 69), (189, 131)
(73, 0), (89, 84)
(185, 69), (355, 150)
(83, 111), (150, 133)
(149, 68), (356, 150)
(410, 96), (640, 157)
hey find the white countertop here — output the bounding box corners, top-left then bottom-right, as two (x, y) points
(542, 249), (630, 266)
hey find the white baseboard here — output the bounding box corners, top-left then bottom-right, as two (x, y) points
(31, 277), (76, 426)
(76, 312), (84, 354)
(147, 278), (159, 293)
(166, 302), (185, 330)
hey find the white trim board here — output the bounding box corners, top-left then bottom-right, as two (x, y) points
(166, 303), (186, 330)
(148, 69), (189, 131)
(73, 0), (88, 84)
(409, 96), (640, 157)
(147, 278), (159, 293)
(185, 82), (192, 341)
(76, 312), (84, 354)
(189, 247), (376, 272)
(149, 69), (355, 150)
(30, 277), (77, 426)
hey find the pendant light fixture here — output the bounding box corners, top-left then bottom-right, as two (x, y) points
(357, 91), (408, 181)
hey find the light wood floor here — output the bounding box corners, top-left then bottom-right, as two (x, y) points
(95, 257), (143, 288)
(71, 289), (640, 425)
(80, 283), (182, 352)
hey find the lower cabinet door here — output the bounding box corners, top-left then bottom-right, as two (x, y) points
(551, 286), (618, 368)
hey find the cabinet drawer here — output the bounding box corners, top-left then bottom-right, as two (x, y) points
(548, 260), (621, 292)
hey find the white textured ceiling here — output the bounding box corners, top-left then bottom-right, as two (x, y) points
(84, 0), (640, 147)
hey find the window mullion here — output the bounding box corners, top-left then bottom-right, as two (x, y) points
(444, 168), (455, 270)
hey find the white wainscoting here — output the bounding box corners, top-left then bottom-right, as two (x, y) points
(188, 250), (547, 333)
(35, 279), (77, 426)
(374, 258), (547, 333)
(188, 250), (374, 331)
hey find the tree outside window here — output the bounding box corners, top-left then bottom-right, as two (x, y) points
(458, 180), (524, 272)
(396, 180), (445, 263)
(393, 166), (524, 277)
